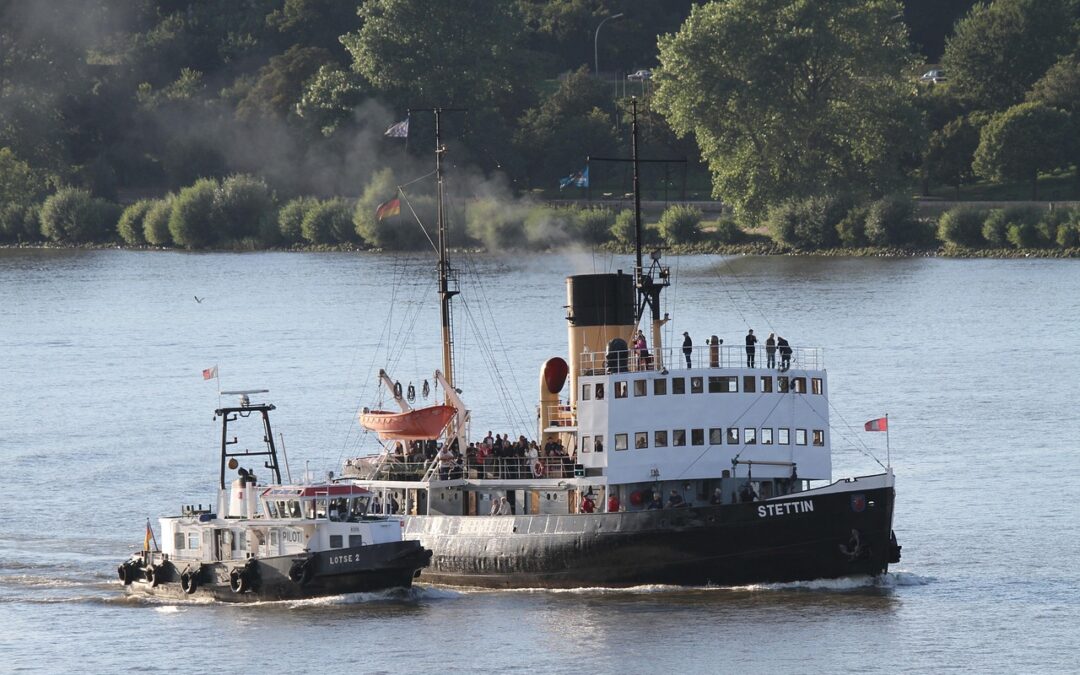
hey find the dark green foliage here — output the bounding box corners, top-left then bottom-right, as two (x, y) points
(0, 203), (42, 243)
(574, 208), (614, 245)
(973, 103), (1072, 200)
(1002, 206), (1044, 248)
(925, 116), (981, 195)
(0, 148), (48, 206)
(658, 205), (702, 245)
(235, 46), (335, 122)
(1056, 212), (1080, 247)
(864, 195), (929, 247)
(278, 196), (318, 243)
(836, 206), (869, 248)
(766, 196), (846, 249)
(143, 198), (174, 246)
(937, 207), (985, 247)
(981, 209), (1008, 247)
(217, 174), (276, 243)
(301, 198), (357, 244)
(169, 178), (221, 249)
(711, 217), (743, 245)
(117, 200), (155, 245)
(39, 188), (118, 243)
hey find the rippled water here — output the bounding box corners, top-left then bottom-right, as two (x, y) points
(2, 249), (1078, 672)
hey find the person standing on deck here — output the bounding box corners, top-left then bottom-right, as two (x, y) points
(745, 329), (758, 368)
(682, 331), (693, 368)
(766, 333), (777, 368)
(777, 335), (792, 371)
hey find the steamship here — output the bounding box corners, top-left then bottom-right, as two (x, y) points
(342, 103), (901, 588)
(117, 393), (431, 602)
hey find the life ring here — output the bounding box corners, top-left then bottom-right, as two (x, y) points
(180, 569), (199, 594)
(144, 564), (160, 588)
(117, 563), (134, 586)
(393, 381), (403, 399)
(532, 460), (545, 478)
(288, 558), (314, 586)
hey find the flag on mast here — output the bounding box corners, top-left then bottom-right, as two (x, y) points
(202, 365), (218, 380)
(143, 520), (153, 551)
(384, 118), (409, 138)
(376, 198), (401, 221)
(559, 166), (589, 189)
(864, 417), (888, 432)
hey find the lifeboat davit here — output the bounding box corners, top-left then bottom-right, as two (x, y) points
(358, 405), (456, 440)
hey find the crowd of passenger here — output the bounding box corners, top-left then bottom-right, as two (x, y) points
(385, 431), (575, 481)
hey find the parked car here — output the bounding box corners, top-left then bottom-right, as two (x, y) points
(920, 69), (946, 83)
(627, 69), (652, 81)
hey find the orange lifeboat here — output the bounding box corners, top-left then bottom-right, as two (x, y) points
(358, 404), (456, 440)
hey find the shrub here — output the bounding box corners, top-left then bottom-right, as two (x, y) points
(278, 196), (317, 244)
(1056, 217), (1080, 248)
(864, 195), (930, 247)
(301, 198), (357, 244)
(1036, 207), (1069, 246)
(610, 209), (634, 244)
(658, 204), (703, 245)
(143, 197), (174, 246)
(836, 205), (869, 247)
(169, 178), (221, 249)
(354, 169), (433, 249)
(117, 200), (154, 245)
(712, 216), (743, 244)
(937, 207), (986, 247)
(217, 174), (276, 243)
(1001, 205), (1043, 248)
(0, 203), (41, 243)
(39, 188), (117, 243)
(981, 209), (1007, 246)
(574, 208), (614, 245)
(766, 196), (845, 249)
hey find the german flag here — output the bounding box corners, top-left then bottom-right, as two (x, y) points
(376, 198), (401, 221)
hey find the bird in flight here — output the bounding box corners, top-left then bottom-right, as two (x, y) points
(194, 296), (204, 303)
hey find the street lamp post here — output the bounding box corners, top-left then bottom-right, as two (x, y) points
(594, 12), (624, 77)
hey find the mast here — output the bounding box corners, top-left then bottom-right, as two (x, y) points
(434, 109), (457, 392)
(632, 98), (643, 275)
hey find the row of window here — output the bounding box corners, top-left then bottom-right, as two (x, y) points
(581, 427), (826, 452)
(582, 375), (823, 401)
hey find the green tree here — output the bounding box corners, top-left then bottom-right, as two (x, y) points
(117, 199), (154, 245)
(973, 102), (1071, 199)
(864, 195), (929, 246)
(766, 196), (847, 249)
(295, 65), (367, 137)
(278, 196), (318, 243)
(0, 147), (47, 205)
(235, 45), (334, 122)
(657, 204), (702, 245)
(216, 174), (277, 243)
(654, 0), (919, 218)
(942, 0), (1076, 111)
(39, 188), (117, 243)
(1028, 53), (1080, 190)
(301, 198), (357, 244)
(143, 197), (175, 246)
(169, 178), (222, 249)
(924, 116), (982, 198)
(937, 207), (985, 247)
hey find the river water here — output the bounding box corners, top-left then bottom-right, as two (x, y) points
(1, 249), (1078, 673)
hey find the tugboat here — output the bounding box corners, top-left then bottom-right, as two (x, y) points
(342, 102), (902, 588)
(117, 391), (432, 602)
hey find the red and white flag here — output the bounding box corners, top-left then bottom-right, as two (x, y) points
(202, 366), (218, 380)
(864, 417), (888, 432)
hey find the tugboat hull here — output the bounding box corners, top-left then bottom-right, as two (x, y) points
(405, 483), (897, 589)
(121, 541), (431, 603)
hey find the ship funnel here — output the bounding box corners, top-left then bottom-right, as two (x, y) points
(565, 272), (636, 403)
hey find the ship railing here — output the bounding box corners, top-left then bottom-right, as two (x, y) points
(544, 402), (577, 428)
(578, 345), (823, 375)
(452, 455), (574, 480)
(350, 457), (430, 481)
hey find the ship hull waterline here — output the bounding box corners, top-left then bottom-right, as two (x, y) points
(121, 541), (431, 603)
(403, 485), (897, 589)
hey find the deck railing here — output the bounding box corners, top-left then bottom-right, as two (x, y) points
(579, 345), (823, 376)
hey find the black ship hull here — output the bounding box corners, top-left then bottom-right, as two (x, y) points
(120, 540), (431, 603)
(404, 482), (898, 588)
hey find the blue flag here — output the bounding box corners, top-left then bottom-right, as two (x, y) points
(559, 166), (589, 189)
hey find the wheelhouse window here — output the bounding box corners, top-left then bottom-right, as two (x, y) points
(812, 378), (823, 395)
(779, 428), (790, 445)
(778, 376), (790, 393)
(614, 433), (628, 451)
(743, 375), (756, 393)
(726, 428), (739, 444)
(633, 379), (647, 397)
(581, 435), (591, 453)
(595, 383), (605, 400)
(709, 428), (723, 444)
(329, 535), (343, 549)
(813, 429), (825, 446)
(174, 532), (185, 550)
(187, 532), (199, 549)
(792, 377), (807, 394)
(672, 377), (686, 394)
(761, 376), (773, 393)
(289, 501), (302, 518)
(744, 428), (757, 445)
(690, 377), (704, 394)
(653, 378), (667, 395)
(582, 383), (592, 400)
(615, 381), (628, 398)
(349, 535), (363, 547)
(761, 428), (774, 445)
(691, 429), (705, 445)
(796, 429), (807, 445)
(266, 501), (279, 518)
(635, 432), (648, 449)
(673, 429), (687, 446)
(654, 430), (668, 448)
